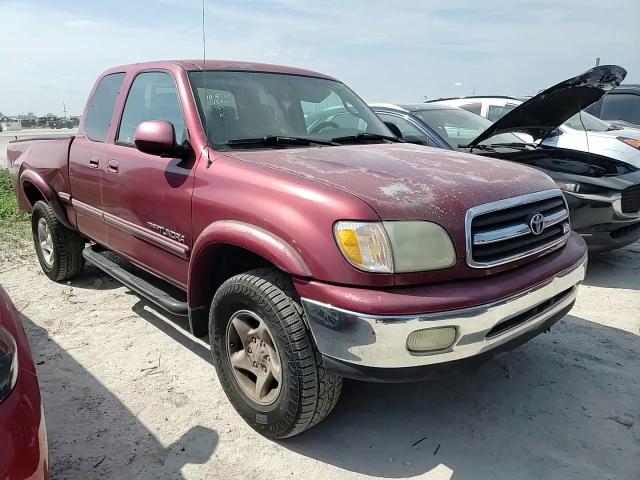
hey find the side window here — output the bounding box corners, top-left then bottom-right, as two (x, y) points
(600, 94), (640, 125)
(487, 103), (518, 121)
(377, 113), (436, 146)
(458, 102), (482, 116)
(117, 71), (187, 145)
(84, 73), (125, 142)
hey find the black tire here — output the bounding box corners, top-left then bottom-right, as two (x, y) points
(31, 200), (85, 281)
(209, 268), (342, 439)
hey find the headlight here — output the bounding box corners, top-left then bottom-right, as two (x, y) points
(618, 137), (640, 150)
(334, 221), (456, 273)
(334, 221), (393, 272)
(555, 181), (580, 193)
(383, 221), (456, 272)
(0, 326), (18, 403)
(555, 181), (610, 195)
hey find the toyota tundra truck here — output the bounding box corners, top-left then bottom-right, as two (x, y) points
(7, 60), (587, 439)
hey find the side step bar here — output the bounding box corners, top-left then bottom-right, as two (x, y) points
(82, 245), (188, 317)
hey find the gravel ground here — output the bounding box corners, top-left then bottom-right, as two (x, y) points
(0, 128), (77, 168)
(0, 240), (638, 480)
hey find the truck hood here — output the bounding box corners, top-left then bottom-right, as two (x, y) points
(225, 143), (556, 248)
(468, 65), (627, 148)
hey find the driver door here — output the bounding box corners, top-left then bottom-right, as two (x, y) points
(100, 70), (195, 287)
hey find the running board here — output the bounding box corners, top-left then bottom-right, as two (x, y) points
(82, 245), (188, 317)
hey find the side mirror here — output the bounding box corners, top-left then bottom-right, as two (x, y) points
(384, 121), (403, 139)
(134, 120), (189, 158)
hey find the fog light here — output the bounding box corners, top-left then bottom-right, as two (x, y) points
(407, 326), (457, 353)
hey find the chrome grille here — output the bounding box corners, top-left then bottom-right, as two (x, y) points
(466, 190), (570, 268)
(621, 184), (640, 214)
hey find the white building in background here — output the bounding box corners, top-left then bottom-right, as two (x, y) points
(0, 115), (22, 132)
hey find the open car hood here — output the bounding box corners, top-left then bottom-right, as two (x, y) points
(467, 65), (627, 148)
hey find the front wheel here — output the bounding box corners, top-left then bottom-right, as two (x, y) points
(209, 268), (342, 439)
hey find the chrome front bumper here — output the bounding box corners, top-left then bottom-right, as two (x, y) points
(301, 259), (586, 370)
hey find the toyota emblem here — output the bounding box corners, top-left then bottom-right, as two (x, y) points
(529, 213), (545, 235)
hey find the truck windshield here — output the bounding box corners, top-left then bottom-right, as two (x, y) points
(189, 71), (393, 147)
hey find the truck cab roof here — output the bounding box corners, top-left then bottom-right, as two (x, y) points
(101, 59), (335, 80)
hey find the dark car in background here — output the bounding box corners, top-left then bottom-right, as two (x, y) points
(586, 84), (640, 128)
(371, 65), (640, 252)
(0, 284), (48, 479)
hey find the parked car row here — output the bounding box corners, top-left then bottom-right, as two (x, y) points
(370, 66), (640, 252)
(4, 60), (634, 473)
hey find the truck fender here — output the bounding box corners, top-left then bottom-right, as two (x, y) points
(19, 169), (74, 230)
(188, 220), (312, 308)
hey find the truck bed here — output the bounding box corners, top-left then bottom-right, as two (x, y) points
(6, 135), (75, 211)
(1, 128), (76, 169)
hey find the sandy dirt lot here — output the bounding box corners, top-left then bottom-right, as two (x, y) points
(0, 239), (638, 479)
(0, 128), (77, 169)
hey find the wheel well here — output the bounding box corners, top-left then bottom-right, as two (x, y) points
(188, 243), (277, 336)
(22, 182), (46, 209)
(193, 243), (276, 308)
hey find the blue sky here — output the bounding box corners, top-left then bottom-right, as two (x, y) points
(1, 0), (638, 116)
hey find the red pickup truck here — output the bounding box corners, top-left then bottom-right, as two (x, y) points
(8, 60), (587, 438)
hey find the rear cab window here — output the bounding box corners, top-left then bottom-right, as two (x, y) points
(84, 73), (126, 142)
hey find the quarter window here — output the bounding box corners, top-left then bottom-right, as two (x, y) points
(458, 102), (482, 116)
(376, 113), (436, 146)
(117, 71), (187, 145)
(84, 73), (125, 142)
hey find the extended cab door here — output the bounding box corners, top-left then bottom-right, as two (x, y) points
(69, 72), (125, 244)
(100, 70), (195, 287)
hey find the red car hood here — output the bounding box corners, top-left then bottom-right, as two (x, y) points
(226, 143), (556, 219)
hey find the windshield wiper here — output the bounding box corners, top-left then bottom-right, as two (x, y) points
(461, 142), (536, 151)
(458, 143), (495, 151)
(331, 133), (401, 144)
(226, 136), (339, 148)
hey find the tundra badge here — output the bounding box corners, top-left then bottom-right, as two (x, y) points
(146, 222), (185, 243)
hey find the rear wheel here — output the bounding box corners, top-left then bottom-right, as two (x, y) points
(31, 201), (85, 281)
(209, 268), (342, 439)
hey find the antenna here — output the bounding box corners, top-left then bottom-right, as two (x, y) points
(202, 0), (213, 167)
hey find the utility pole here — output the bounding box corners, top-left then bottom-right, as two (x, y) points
(62, 102), (68, 119)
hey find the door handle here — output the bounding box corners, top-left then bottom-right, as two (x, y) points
(107, 159), (119, 174)
(89, 155), (100, 168)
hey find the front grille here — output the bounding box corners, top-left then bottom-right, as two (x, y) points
(621, 184), (640, 213)
(466, 190), (570, 268)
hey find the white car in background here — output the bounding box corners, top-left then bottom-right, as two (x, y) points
(426, 96), (525, 122)
(428, 95), (640, 168)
